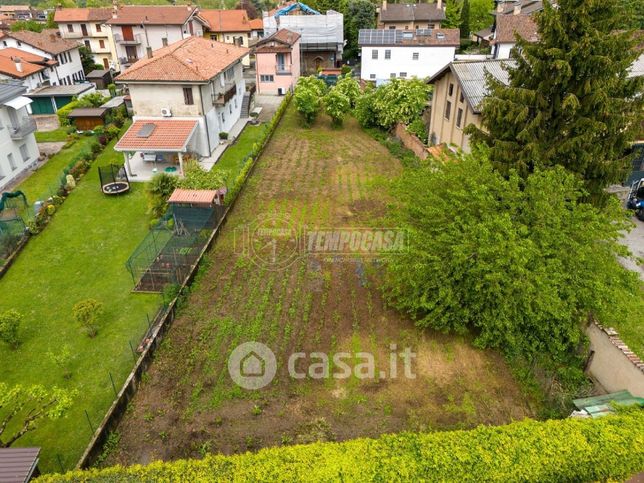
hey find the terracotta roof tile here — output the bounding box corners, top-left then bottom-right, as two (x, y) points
(115, 120), (198, 151)
(0, 54), (45, 78)
(7, 29), (79, 55)
(201, 9), (251, 32)
(249, 18), (263, 30)
(493, 14), (538, 44)
(115, 36), (248, 82)
(255, 28), (300, 52)
(53, 7), (111, 22)
(107, 5), (199, 26)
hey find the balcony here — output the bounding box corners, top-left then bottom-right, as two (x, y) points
(213, 85), (237, 106)
(9, 117), (37, 140)
(113, 33), (143, 45)
(276, 64), (292, 75)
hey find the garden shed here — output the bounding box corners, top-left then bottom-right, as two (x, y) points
(26, 83), (95, 114)
(67, 107), (108, 131)
(86, 69), (113, 90)
(0, 447), (41, 482)
(167, 188), (226, 207)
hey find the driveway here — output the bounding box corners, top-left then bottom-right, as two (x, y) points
(33, 115), (59, 131)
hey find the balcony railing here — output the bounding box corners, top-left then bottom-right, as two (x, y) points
(10, 117), (37, 140)
(213, 85), (237, 105)
(113, 33), (143, 45)
(276, 65), (292, 75)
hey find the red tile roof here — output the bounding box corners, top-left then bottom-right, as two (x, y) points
(53, 7), (111, 22)
(493, 14), (539, 44)
(115, 120), (198, 151)
(6, 29), (79, 54)
(107, 5), (199, 26)
(168, 189), (218, 205)
(0, 47), (55, 78)
(115, 36), (248, 82)
(201, 9), (251, 32)
(249, 18), (263, 30)
(255, 28), (300, 53)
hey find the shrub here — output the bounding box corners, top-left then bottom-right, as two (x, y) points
(294, 76), (326, 126)
(334, 75), (361, 108)
(105, 125), (120, 140)
(146, 173), (179, 218)
(323, 88), (351, 126)
(47, 345), (75, 379)
(35, 411), (644, 482)
(407, 117), (429, 144)
(219, 131), (229, 140)
(0, 309), (22, 349)
(72, 299), (104, 338)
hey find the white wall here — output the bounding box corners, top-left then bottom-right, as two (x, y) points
(58, 21), (113, 68)
(493, 42), (514, 59)
(0, 71), (46, 92)
(360, 45), (455, 82)
(0, 37), (84, 85)
(0, 104), (39, 191)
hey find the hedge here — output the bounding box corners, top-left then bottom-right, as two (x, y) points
(37, 410), (644, 482)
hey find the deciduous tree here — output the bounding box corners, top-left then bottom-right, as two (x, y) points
(294, 76), (327, 126)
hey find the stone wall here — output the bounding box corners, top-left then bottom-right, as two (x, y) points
(394, 123), (428, 160)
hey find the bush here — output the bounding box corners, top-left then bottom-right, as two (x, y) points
(219, 131), (229, 140)
(323, 88), (351, 126)
(146, 173), (179, 218)
(0, 309), (22, 349)
(35, 411), (644, 482)
(407, 117), (429, 144)
(105, 125), (120, 140)
(294, 76), (327, 126)
(334, 75), (361, 108)
(72, 299), (104, 338)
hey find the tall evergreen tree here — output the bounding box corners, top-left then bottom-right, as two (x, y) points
(466, 0), (643, 202)
(459, 0), (470, 38)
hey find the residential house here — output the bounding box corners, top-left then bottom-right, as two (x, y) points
(377, 0), (446, 30)
(263, 2), (343, 73)
(0, 5), (30, 20)
(106, 5), (208, 72)
(426, 59), (515, 152)
(249, 18), (264, 44)
(0, 80), (39, 191)
(200, 9), (253, 66)
(491, 14), (538, 59)
(255, 29), (301, 95)
(114, 36), (248, 179)
(0, 30), (85, 86)
(54, 8), (114, 70)
(359, 28), (459, 83)
(0, 48), (59, 92)
(493, 0), (543, 17)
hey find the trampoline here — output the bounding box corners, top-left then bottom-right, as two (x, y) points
(99, 164), (130, 195)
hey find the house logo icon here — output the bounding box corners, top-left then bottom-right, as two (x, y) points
(228, 342), (276, 390)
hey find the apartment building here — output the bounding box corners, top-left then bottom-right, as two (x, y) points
(54, 8), (114, 70)
(200, 9), (254, 66)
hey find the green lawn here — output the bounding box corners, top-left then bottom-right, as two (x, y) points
(0, 133), (159, 472)
(212, 124), (267, 181)
(35, 128), (69, 143)
(17, 135), (96, 203)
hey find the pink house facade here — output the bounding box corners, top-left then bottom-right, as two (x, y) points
(255, 29), (301, 95)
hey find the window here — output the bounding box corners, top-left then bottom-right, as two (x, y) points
(260, 75), (274, 82)
(183, 87), (194, 105)
(99, 39), (105, 49)
(2, 41), (6, 47)
(96, 23), (101, 32)
(19, 144), (29, 162)
(412, 52), (419, 60)
(221, 113), (225, 124)
(459, 92), (464, 103)
(384, 49), (391, 59)
(448, 83), (454, 96)
(390, 73), (396, 78)
(229, 104), (232, 114)
(66, 75), (71, 85)
(67, 24), (73, 33)
(84, 40), (90, 49)
(445, 100), (451, 120)
(388, 25), (396, 30)
(372, 49), (378, 59)
(8, 153), (17, 171)
(399, 72), (407, 78)
(456, 108), (463, 128)
(17, 41), (22, 46)
(162, 37), (168, 47)
(369, 73), (376, 79)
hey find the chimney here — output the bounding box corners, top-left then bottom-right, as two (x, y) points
(13, 57), (22, 73)
(146, 46), (153, 58)
(513, 4), (521, 14)
(382, 0), (387, 11)
(437, 0), (442, 10)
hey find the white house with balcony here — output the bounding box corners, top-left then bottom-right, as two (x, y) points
(54, 7), (114, 70)
(114, 36), (248, 180)
(106, 5), (208, 72)
(359, 28), (460, 84)
(0, 29), (85, 87)
(0, 81), (39, 191)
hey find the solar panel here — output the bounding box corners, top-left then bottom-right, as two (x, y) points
(136, 123), (156, 138)
(358, 29), (400, 45)
(416, 29), (433, 37)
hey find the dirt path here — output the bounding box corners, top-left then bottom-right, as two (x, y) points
(105, 109), (535, 466)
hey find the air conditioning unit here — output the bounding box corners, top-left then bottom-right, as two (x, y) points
(161, 107), (172, 117)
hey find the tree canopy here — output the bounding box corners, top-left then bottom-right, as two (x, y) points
(467, 0), (644, 202)
(383, 152), (642, 364)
